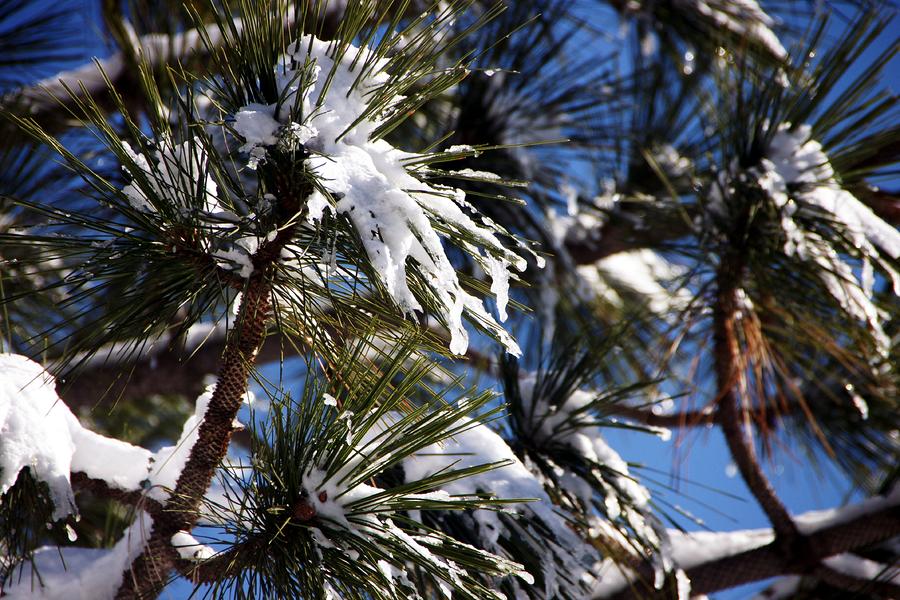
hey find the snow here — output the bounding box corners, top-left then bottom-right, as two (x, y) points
(121, 136), (223, 216)
(229, 35), (528, 356)
(822, 553), (899, 583)
(675, 569), (691, 600)
(672, 0), (786, 60)
(233, 103), (281, 169)
(0, 354), (152, 520)
(402, 416), (600, 597)
(755, 123), (900, 357)
(653, 144), (692, 179)
(2, 513), (152, 599)
(0, 354), (78, 519)
(0, 354), (233, 520)
(561, 182), (578, 217)
(793, 484), (900, 534)
(515, 376), (666, 578)
(450, 168), (504, 181)
(544, 209), (689, 326)
(145, 384), (217, 501)
(595, 249), (691, 315)
(444, 145), (474, 154)
(667, 528), (775, 568)
(233, 103), (280, 150)
(119, 135), (269, 278)
(171, 531), (216, 561)
(767, 124), (900, 260)
(593, 487), (900, 597)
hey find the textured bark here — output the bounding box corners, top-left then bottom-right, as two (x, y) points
(115, 277), (272, 599)
(173, 538), (266, 585)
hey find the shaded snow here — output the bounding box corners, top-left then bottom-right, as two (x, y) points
(3, 513), (152, 599)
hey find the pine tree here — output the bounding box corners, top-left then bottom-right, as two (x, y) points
(0, 0), (898, 598)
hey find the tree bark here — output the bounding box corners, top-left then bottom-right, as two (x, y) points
(115, 276), (272, 599)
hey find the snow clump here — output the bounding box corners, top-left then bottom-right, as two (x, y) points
(231, 35), (528, 356)
(0, 354), (152, 520)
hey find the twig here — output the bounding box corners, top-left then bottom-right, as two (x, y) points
(713, 253), (799, 543)
(71, 471), (163, 516)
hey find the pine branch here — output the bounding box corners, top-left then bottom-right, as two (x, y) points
(0, 5), (321, 133)
(812, 564), (900, 597)
(602, 497), (900, 598)
(564, 204), (694, 265)
(113, 133), (316, 595)
(713, 253), (799, 541)
(173, 537), (266, 585)
(115, 273), (273, 599)
(71, 472), (164, 517)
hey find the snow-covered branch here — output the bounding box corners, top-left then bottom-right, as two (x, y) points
(596, 489), (900, 598)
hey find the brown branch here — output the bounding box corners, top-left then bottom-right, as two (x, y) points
(609, 405), (716, 428)
(713, 253), (799, 542)
(813, 564), (900, 598)
(172, 537), (267, 585)
(563, 203), (694, 265)
(58, 323), (293, 410)
(71, 471), (163, 516)
(115, 275), (273, 599)
(1, 14), (306, 134)
(603, 500), (900, 598)
(113, 155), (312, 597)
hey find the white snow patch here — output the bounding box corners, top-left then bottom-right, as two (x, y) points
(171, 531), (216, 561)
(234, 103), (281, 151)
(145, 385), (215, 501)
(0, 354), (152, 520)
(3, 513), (152, 599)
